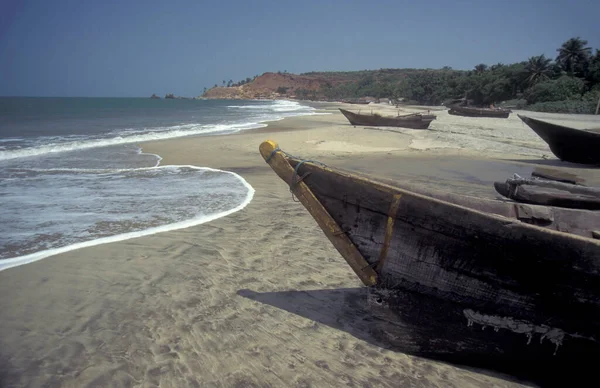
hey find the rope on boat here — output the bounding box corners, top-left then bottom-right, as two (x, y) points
(265, 146), (327, 202)
(265, 147), (281, 163)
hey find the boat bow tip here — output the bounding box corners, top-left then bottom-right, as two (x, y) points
(260, 140), (280, 162)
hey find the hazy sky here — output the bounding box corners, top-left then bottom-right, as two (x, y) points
(1, 0), (599, 97)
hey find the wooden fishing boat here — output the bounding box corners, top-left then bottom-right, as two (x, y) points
(339, 108), (435, 129)
(448, 104), (511, 118)
(260, 140), (600, 383)
(518, 114), (600, 165)
(342, 100), (370, 105)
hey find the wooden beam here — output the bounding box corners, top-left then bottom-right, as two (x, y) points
(376, 194), (402, 271)
(504, 185), (600, 210)
(259, 140), (378, 286)
(506, 177), (600, 196)
(531, 167), (585, 185)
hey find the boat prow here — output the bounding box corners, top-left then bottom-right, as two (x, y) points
(259, 140), (600, 384)
(518, 114), (600, 164)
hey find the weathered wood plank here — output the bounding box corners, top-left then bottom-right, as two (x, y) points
(515, 203), (553, 222)
(376, 194), (402, 271)
(505, 184), (600, 210)
(495, 180), (600, 210)
(531, 167), (585, 185)
(259, 141), (377, 286)
(506, 177), (600, 196)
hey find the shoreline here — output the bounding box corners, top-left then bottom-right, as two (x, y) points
(0, 100), (320, 270)
(0, 166), (255, 273)
(5, 101), (596, 275)
(1, 103), (599, 387)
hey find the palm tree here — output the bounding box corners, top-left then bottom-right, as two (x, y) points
(490, 63), (504, 71)
(587, 50), (600, 85)
(474, 64), (488, 73)
(524, 55), (553, 86)
(556, 37), (592, 76)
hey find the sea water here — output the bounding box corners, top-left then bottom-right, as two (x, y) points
(0, 98), (318, 270)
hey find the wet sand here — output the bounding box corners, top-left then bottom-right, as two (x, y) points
(1, 103), (599, 387)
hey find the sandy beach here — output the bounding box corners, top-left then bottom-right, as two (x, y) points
(2, 103), (600, 387)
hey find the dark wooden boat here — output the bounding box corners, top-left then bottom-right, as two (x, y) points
(339, 108), (435, 129)
(448, 104), (511, 118)
(260, 140), (600, 383)
(343, 100), (370, 105)
(518, 114), (600, 165)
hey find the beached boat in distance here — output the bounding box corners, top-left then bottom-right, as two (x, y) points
(259, 140), (600, 384)
(341, 100), (370, 105)
(448, 104), (511, 118)
(518, 114), (600, 165)
(339, 108), (435, 129)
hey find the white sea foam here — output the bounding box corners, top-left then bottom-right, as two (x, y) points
(0, 100), (318, 162)
(0, 122), (265, 161)
(227, 100), (315, 112)
(0, 166), (255, 272)
(0, 138), (25, 142)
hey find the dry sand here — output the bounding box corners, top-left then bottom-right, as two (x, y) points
(1, 103), (599, 387)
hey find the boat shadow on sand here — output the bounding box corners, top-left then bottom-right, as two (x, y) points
(237, 288), (553, 386)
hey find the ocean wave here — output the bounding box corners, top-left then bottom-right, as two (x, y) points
(0, 165), (255, 271)
(0, 138), (26, 143)
(0, 100), (319, 161)
(0, 121), (267, 161)
(228, 100), (314, 112)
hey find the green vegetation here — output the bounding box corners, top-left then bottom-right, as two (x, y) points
(527, 100), (597, 114)
(206, 37), (600, 114)
(308, 37), (599, 113)
(224, 75), (259, 88)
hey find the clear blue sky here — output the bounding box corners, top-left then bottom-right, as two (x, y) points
(1, 0), (599, 97)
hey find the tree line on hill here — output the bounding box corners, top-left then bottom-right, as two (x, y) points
(205, 38), (599, 113)
(203, 75), (261, 93)
(207, 70), (292, 92)
(305, 37), (600, 113)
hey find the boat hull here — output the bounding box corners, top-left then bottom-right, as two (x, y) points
(518, 114), (600, 165)
(259, 141), (600, 383)
(339, 108), (434, 129)
(448, 105), (511, 118)
(366, 286), (598, 384)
